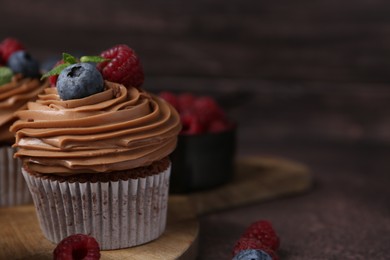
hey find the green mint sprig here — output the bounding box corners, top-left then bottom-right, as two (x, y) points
(41, 53), (109, 80)
(0, 67), (13, 85)
(80, 56), (108, 63)
(63, 53), (78, 64)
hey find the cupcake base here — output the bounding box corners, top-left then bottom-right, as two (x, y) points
(0, 145), (32, 207)
(22, 159), (171, 250)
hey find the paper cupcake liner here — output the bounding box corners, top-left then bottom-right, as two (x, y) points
(22, 165), (171, 250)
(0, 146), (32, 207)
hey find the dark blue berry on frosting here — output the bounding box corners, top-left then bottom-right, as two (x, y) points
(233, 249), (273, 260)
(56, 63), (104, 100)
(7, 50), (40, 78)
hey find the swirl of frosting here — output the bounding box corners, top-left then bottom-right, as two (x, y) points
(0, 75), (49, 143)
(11, 81), (181, 176)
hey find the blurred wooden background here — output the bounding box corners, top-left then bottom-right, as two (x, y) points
(1, 0), (390, 155)
(2, 1), (390, 259)
(2, 0), (390, 82)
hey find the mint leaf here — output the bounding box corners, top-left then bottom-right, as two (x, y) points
(0, 67), (13, 85)
(62, 53), (78, 64)
(41, 63), (70, 80)
(80, 56), (110, 63)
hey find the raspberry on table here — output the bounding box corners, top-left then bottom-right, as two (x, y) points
(53, 234), (101, 260)
(0, 37), (25, 62)
(97, 44), (144, 88)
(242, 220), (280, 251)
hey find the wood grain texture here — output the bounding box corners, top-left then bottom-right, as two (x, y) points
(0, 196), (199, 260)
(188, 156), (311, 215)
(1, 0), (390, 84)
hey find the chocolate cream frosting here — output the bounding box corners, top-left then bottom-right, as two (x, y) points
(11, 81), (181, 176)
(0, 75), (49, 143)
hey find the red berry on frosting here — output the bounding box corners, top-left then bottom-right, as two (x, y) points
(0, 49), (4, 65)
(97, 44), (144, 88)
(49, 60), (64, 87)
(242, 220), (280, 251)
(0, 37), (25, 62)
(53, 234), (101, 260)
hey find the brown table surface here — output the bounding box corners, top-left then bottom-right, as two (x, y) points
(1, 1), (390, 259)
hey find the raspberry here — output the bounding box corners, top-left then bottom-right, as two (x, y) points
(193, 96), (226, 129)
(53, 234), (101, 260)
(97, 44), (144, 88)
(177, 93), (196, 113)
(180, 112), (204, 135)
(0, 49), (4, 66)
(49, 60), (64, 87)
(232, 237), (264, 255)
(0, 37), (25, 62)
(232, 238), (279, 260)
(159, 91), (180, 112)
(208, 119), (231, 133)
(242, 220), (280, 251)
(160, 92), (232, 135)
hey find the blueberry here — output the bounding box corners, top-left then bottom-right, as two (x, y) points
(56, 63), (104, 100)
(7, 50), (41, 78)
(232, 249), (273, 260)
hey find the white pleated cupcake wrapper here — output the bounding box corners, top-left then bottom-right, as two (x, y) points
(22, 165), (171, 250)
(0, 146), (32, 207)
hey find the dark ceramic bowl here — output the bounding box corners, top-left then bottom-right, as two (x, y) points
(169, 126), (236, 193)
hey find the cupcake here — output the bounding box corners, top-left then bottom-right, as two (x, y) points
(10, 45), (181, 250)
(159, 92), (236, 193)
(0, 37), (49, 207)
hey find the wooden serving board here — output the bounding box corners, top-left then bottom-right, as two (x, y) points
(0, 196), (199, 260)
(0, 156), (310, 259)
(187, 156), (312, 215)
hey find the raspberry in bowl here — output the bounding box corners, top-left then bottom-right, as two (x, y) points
(159, 92), (236, 193)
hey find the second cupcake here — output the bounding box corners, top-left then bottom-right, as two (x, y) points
(0, 37), (49, 207)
